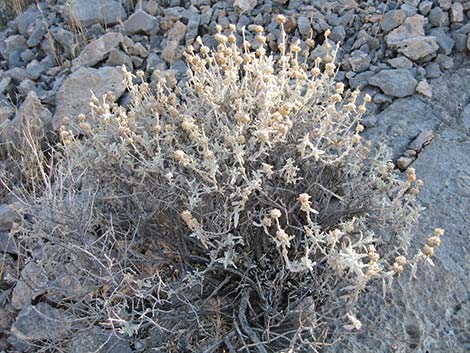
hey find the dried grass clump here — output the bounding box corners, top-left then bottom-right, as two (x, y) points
(10, 19), (442, 352)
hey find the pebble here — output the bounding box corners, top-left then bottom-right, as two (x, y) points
(124, 10), (158, 35)
(416, 80), (432, 98)
(450, 3), (464, 23)
(418, 1), (433, 16)
(428, 7), (449, 27)
(368, 69), (417, 97)
(430, 28), (455, 55)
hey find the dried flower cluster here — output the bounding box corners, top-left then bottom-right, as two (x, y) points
(11, 17), (442, 352)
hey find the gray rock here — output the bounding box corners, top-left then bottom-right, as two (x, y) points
(146, 52), (166, 72)
(53, 66), (126, 130)
(348, 50), (371, 72)
(428, 7), (449, 27)
(129, 42), (149, 58)
(1, 35), (27, 67)
(143, 0), (159, 16)
(185, 12), (201, 45)
(11, 262), (48, 310)
(26, 21), (47, 48)
(330, 25), (346, 43)
(0, 77), (11, 95)
(396, 36), (439, 61)
(450, 2), (464, 23)
(386, 15), (425, 45)
(0, 204), (17, 231)
(368, 69), (417, 97)
(106, 48), (132, 68)
(362, 95), (443, 158)
(297, 15), (311, 37)
(381, 10), (407, 32)
(233, 0), (257, 12)
(387, 56), (413, 69)
(437, 0), (452, 10)
(25, 59), (45, 81)
(425, 62), (442, 78)
(11, 303), (72, 341)
(66, 0), (126, 27)
(435, 53), (454, 70)
(348, 70), (375, 89)
(9, 91), (52, 147)
(401, 4), (418, 16)
(430, 28), (455, 55)
(69, 329), (132, 353)
(418, 0), (433, 16)
(452, 33), (468, 52)
(20, 48), (35, 63)
(17, 79), (37, 97)
(124, 10), (158, 35)
(14, 7), (40, 36)
(463, 104), (470, 131)
(51, 28), (74, 55)
(71, 32), (124, 71)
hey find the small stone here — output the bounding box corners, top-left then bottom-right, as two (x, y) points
(53, 67), (126, 130)
(284, 16), (297, 33)
(106, 49), (132, 68)
(234, 0), (257, 12)
(14, 7), (39, 36)
(66, 0), (126, 27)
(450, 3), (464, 22)
(71, 32), (124, 70)
(349, 70), (375, 90)
(430, 28), (455, 55)
(425, 62), (442, 78)
(0, 77), (11, 95)
(124, 10), (158, 35)
(185, 12), (201, 45)
(20, 48), (35, 63)
(330, 25), (346, 43)
(17, 79), (36, 97)
(0, 204), (17, 231)
(397, 156), (414, 171)
(438, 0), (452, 11)
(368, 69), (417, 97)
(69, 329), (132, 353)
(416, 80), (432, 98)
(12, 262), (48, 310)
(400, 4), (418, 17)
(1, 35), (27, 67)
(146, 52), (166, 72)
(348, 50), (371, 72)
(463, 104), (470, 130)
(388, 56), (414, 69)
(11, 303), (72, 341)
(130, 42), (149, 58)
(428, 7), (449, 27)
(418, 0), (433, 16)
(143, 0), (159, 16)
(167, 21), (187, 43)
(27, 21), (47, 47)
(435, 53), (454, 70)
(452, 33), (468, 52)
(297, 15), (311, 37)
(468, 34), (470, 51)
(381, 10), (407, 32)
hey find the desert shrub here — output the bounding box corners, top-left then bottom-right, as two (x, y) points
(11, 18), (444, 352)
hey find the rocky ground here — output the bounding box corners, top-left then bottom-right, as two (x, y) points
(0, 0), (469, 352)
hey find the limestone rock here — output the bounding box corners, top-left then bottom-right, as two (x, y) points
(53, 66), (125, 129)
(450, 2), (464, 23)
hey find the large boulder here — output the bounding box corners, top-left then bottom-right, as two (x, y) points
(53, 66), (126, 130)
